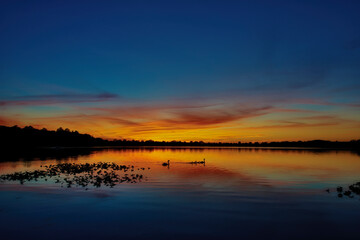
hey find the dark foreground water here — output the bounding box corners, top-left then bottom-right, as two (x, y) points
(1, 147), (360, 240)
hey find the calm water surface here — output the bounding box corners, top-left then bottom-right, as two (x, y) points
(0, 147), (360, 240)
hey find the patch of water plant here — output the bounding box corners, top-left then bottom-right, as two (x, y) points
(326, 182), (360, 199)
(0, 162), (149, 188)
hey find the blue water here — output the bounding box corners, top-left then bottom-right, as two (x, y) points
(1, 148), (360, 240)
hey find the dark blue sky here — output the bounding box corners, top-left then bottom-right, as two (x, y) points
(0, 0), (359, 141)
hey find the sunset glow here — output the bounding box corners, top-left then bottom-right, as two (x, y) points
(1, 97), (359, 141)
(1, 1), (359, 141)
(2, 2), (360, 240)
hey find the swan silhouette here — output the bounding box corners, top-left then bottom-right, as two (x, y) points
(162, 160), (170, 166)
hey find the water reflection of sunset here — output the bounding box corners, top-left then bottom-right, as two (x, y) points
(2, 148), (360, 240)
(1, 148), (359, 191)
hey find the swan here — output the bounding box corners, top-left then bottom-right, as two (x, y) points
(162, 160), (170, 166)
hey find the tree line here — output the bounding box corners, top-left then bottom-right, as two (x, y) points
(0, 125), (359, 149)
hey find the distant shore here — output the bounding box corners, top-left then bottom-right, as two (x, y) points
(1, 125), (359, 150)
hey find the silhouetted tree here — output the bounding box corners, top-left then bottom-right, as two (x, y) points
(0, 125), (359, 150)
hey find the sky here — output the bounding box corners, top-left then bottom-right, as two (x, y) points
(0, 0), (359, 142)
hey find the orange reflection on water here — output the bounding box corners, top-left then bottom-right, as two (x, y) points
(1, 148), (359, 191)
(87, 148), (360, 186)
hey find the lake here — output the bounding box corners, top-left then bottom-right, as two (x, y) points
(1, 147), (360, 240)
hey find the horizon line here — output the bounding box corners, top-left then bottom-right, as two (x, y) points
(1, 125), (359, 144)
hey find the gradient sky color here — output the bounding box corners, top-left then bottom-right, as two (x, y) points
(1, 0), (359, 141)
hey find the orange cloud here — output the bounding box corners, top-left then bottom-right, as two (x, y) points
(1, 95), (359, 141)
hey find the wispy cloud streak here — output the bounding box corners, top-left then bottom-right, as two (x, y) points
(1, 93), (359, 141)
(0, 92), (119, 106)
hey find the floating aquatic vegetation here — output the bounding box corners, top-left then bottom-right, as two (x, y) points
(0, 162), (149, 188)
(326, 182), (360, 199)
